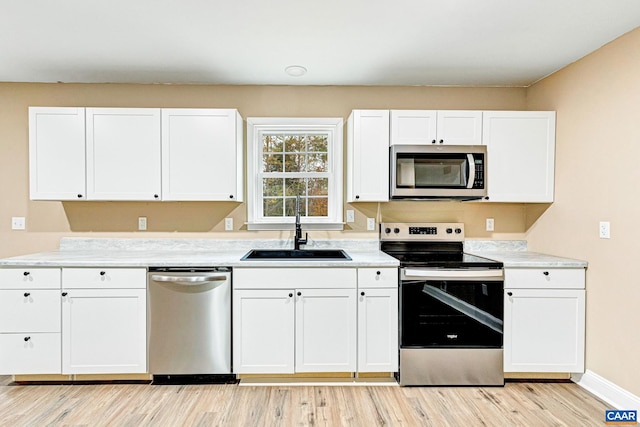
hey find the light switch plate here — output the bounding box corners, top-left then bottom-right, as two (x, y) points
(599, 221), (610, 239)
(367, 218), (375, 231)
(346, 210), (355, 223)
(225, 218), (233, 231)
(138, 217), (147, 231)
(11, 217), (25, 230)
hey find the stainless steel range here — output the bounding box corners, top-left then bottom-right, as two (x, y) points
(381, 222), (505, 386)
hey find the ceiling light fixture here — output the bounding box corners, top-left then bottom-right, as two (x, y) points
(285, 65), (307, 77)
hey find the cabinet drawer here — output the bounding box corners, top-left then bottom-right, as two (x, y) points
(0, 333), (61, 375)
(62, 268), (146, 289)
(357, 268), (398, 288)
(505, 268), (585, 289)
(0, 290), (61, 332)
(234, 268), (356, 290)
(0, 268), (61, 290)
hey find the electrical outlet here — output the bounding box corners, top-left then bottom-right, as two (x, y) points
(346, 210), (355, 223)
(367, 218), (375, 231)
(138, 217), (147, 231)
(225, 218), (233, 231)
(11, 217), (25, 230)
(599, 221), (610, 239)
(486, 218), (495, 232)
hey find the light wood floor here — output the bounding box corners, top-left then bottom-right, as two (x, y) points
(0, 376), (609, 426)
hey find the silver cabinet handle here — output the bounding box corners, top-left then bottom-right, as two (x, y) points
(150, 275), (227, 284)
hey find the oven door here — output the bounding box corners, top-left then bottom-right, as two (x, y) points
(400, 268), (503, 348)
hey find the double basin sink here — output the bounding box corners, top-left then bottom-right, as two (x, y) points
(241, 249), (351, 261)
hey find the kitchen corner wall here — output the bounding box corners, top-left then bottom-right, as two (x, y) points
(0, 84), (528, 257)
(526, 27), (640, 397)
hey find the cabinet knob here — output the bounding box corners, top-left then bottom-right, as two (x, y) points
(77, 194), (83, 199)
(297, 291), (302, 296)
(154, 194), (159, 199)
(431, 139), (436, 144)
(360, 291), (365, 296)
(62, 292), (68, 297)
(376, 271), (381, 275)
(24, 292), (31, 297)
(543, 271), (550, 276)
(439, 139), (444, 144)
(507, 291), (513, 296)
(24, 336), (31, 342)
(23, 271), (30, 276)
(355, 195), (360, 200)
(99, 271), (106, 276)
(288, 293), (293, 298)
(229, 195), (234, 199)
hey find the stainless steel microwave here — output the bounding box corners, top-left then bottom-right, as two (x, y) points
(390, 145), (487, 200)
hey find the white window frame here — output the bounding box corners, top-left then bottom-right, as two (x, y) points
(246, 117), (344, 230)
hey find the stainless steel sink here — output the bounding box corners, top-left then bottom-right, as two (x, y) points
(241, 249), (352, 260)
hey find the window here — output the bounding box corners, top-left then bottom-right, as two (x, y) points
(247, 117), (343, 229)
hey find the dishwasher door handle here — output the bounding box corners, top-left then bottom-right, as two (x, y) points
(150, 274), (228, 284)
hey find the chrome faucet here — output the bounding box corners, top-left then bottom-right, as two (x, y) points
(294, 195), (308, 250)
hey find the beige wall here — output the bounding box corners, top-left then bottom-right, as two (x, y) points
(0, 84), (527, 257)
(527, 27), (640, 395)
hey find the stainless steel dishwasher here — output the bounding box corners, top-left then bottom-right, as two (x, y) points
(148, 267), (233, 382)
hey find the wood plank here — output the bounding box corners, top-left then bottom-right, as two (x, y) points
(0, 376), (609, 426)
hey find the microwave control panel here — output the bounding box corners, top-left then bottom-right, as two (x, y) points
(473, 157), (485, 189)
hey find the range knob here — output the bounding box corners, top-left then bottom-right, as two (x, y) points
(384, 227), (391, 234)
(446, 228), (453, 234)
(393, 228), (400, 234)
(455, 228), (462, 234)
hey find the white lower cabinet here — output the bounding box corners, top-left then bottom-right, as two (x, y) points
(62, 268), (147, 374)
(233, 268), (357, 374)
(503, 268), (586, 373)
(357, 288), (398, 372)
(0, 268), (62, 375)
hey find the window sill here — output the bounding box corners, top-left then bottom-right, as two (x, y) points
(246, 222), (345, 231)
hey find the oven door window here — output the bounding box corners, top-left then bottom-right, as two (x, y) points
(396, 154), (469, 188)
(401, 279), (503, 348)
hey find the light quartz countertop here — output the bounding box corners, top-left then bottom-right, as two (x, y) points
(0, 238), (586, 269)
(0, 238), (398, 268)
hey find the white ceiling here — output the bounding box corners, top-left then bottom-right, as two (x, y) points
(2, 0), (640, 87)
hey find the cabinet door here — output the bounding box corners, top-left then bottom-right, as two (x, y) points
(295, 288), (356, 373)
(504, 289), (585, 373)
(436, 110), (482, 145)
(390, 110), (437, 145)
(483, 111), (556, 202)
(233, 289), (295, 374)
(161, 109), (243, 201)
(358, 288), (398, 373)
(86, 108), (161, 200)
(347, 110), (390, 202)
(29, 107), (86, 200)
(0, 333), (61, 375)
(62, 288), (147, 374)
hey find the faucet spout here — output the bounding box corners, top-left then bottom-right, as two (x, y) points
(294, 195), (308, 250)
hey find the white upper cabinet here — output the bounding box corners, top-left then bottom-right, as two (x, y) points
(347, 109), (390, 202)
(86, 108), (162, 201)
(483, 111), (556, 202)
(161, 109), (243, 201)
(29, 107), (86, 200)
(390, 110), (482, 145)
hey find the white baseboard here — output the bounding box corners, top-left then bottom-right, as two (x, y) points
(572, 370), (640, 411)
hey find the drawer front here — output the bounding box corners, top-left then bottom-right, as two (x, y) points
(505, 268), (585, 289)
(0, 333), (61, 375)
(234, 268), (357, 290)
(357, 268), (398, 288)
(0, 290), (61, 332)
(63, 268), (146, 289)
(0, 268), (61, 290)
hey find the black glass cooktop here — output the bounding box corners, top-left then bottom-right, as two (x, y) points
(381, 241), (503, 269)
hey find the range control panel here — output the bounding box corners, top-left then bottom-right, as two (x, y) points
(380, 222), (465, 242)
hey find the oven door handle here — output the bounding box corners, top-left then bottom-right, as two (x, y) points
(402, 268), (503, 281)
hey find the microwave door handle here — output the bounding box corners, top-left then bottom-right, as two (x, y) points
(466, 154), (475, 189)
